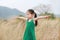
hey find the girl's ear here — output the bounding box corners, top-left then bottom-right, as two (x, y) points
(33, 13), (35, 18)
(33, 13), (35, 16)
(34, 13), (35, 15)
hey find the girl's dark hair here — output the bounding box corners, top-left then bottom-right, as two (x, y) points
(28, 9), (38, 26)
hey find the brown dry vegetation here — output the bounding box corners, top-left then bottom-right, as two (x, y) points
(0, 18), (60, 40)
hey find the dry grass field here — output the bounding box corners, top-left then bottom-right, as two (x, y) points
(0, 18), (60, 40)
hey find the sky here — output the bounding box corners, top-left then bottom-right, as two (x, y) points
(0, 0), (60, 15)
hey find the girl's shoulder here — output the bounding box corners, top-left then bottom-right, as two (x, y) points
(25, 18), (28, 21)
(26, 18), (34, 22)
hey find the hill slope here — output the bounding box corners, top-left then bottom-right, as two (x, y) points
(0, 6), (25, 19)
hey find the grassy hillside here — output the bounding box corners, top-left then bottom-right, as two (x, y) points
(0, 18), (60, 40)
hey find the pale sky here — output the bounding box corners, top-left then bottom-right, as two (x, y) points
(0, 0), (60, 14)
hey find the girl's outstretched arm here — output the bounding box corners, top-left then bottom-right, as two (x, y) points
(34, 15), (50, 21)
(16, 16), (27, 20)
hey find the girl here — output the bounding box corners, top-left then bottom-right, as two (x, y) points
(17, 9), (50, 40)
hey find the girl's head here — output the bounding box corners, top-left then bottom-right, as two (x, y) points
(26, 9), (38, 26)
(26, 9), (36, 18)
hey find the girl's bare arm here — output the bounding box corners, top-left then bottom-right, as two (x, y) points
(34, 16), (50, 21)
(16, 16), (27, 20)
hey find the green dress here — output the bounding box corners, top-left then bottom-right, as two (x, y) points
(23, 19), (36, 40)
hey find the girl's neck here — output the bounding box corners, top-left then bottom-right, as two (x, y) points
(28, 18), (33, 20)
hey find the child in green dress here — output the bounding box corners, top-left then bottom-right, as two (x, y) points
(17, 9), (50, 40)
